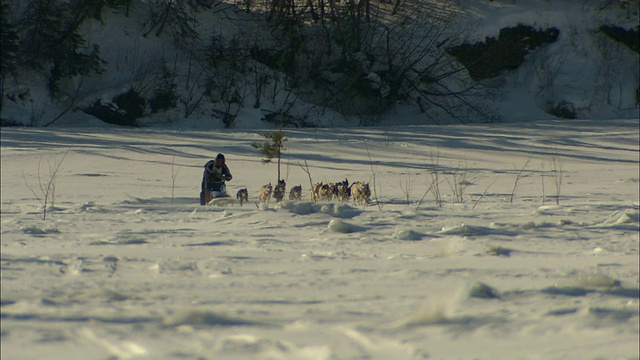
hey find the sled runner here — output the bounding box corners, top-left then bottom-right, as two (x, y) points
(200, 186), (234, 206)
(208, 196), (235, 206)
(208, 189), (235, 205)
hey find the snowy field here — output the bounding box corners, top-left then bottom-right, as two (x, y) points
(1, 119), (639, 359)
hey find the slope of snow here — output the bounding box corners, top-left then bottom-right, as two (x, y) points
(1, 0), (638, 128)
(442, 0), (640, 123)
(1, 119), (638, 359)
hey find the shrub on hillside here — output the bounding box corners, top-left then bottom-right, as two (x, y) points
(447, 24), (560, 81)
(546, 100), (577, 119)
(599, 25), (639, 53)
(82, 88), (144, 127)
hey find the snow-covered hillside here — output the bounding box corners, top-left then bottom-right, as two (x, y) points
(1, 119), (639, 359)
(1, 0), (638, 129)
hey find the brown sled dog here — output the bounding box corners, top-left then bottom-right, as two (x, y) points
(311, 182), (332, 202)
(258, 183), (273, 203)
(289, 185), (302, 201)
(350, 181), (371, 205)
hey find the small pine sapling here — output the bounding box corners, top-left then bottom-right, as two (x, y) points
(251, 128), (287, 182)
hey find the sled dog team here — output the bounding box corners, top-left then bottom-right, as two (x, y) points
(247, 179), (371, 206)
(201, 153), (371, 206)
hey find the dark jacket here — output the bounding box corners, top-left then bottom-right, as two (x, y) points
(201, 160), (232, 192)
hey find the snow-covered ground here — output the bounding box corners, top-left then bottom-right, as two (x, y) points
(1, 119), (638, 359)
(1, 0), (638, 127)
(1, 0), (639, 358)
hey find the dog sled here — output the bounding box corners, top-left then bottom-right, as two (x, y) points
(200, 185), (235, 206)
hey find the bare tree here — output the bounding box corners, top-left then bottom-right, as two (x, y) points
(533, 45), (569, 111)
(299, 160), (315, 197)
(170, 155), (180, 204)
(445, 167), (469, 204)
(541, 161), (547, 206)
(380, 2), (493, 123)
(399, 172), (414, 205)
(207, 34), (249, 128)
(23, 150), (69, 220)
(593, 31), (626, 109)
(298, 0), (494, 123)
(142, 0), (200, 43)
(415, 177), (436, 211)
(181, 45), (211, 119)
(510, 159), (531, 204)
(427, 150), (443, 207)
(472, 177), (497, 210)
(550, 155), (564, 205)
(365, 143), (382, 210)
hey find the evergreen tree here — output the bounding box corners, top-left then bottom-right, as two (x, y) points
(251, 129), (287, 182)
(206, 34), (249, 127)
(19, 0), (105, 97)
(142, 0), (200, 45)
(0, 2), (19, 112)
